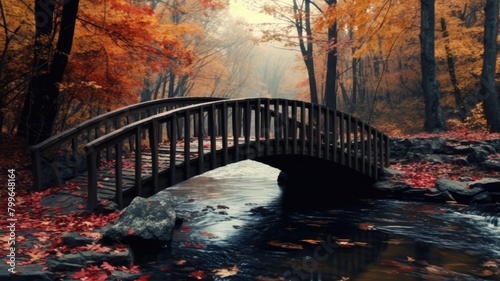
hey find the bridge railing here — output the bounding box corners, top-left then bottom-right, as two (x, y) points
(85, 98), (390, 210)
(30, 97), (225, 191)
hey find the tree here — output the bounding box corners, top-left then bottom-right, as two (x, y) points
(440, 17), (465, 120)
(17, 0), (80, 145)
(323, 0), (337, 109)
(478, 0), (500, 132)
(420, 0), (445, 132)
(293, 0), (319, 104)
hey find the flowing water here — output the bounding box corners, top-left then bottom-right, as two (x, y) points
(136, 160), (500, 281)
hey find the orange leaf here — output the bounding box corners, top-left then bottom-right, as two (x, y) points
(267, 240), (303, 250)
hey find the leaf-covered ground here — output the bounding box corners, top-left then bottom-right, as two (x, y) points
(1, 129), (499, 280)
(390, 128), (500, 188)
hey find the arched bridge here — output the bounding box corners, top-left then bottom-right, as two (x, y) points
(31, 97), (390, 211)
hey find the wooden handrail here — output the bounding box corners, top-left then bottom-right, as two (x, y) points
(30, 97), (225, 191)
(85, 98), (390, 210)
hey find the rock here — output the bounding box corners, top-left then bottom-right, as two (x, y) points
(400, 188), (434, 201)
(378, 168), (406, 180)
(471, 192), (492, 204)
(451, 157), (469, 166)
(109, 270), (143, 281)
(40, 152), (87, 189)
(47, 250), (131, 271)
(423, 189), (455, 202)
(481, 160), (500, 171)
(448, 145), (474, 155)
(428, 137), (447, 153)
(372, 180), (411, 194)
(480, 144), (497, 154)
(469, 178), (500, 192)
(466, 149), (489, 164)
(435, 178), (485, 204)
(0, 265), (54, 281)
(486, 139), (500, 151)
(103, 196), (176, 245)
(62, 232), (98, 247)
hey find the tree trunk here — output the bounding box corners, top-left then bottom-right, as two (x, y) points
(440, 17), (465, 120)
(17, 0), (79, 144)
(168, 70), (176, 98)
(324, 0), (337, 109)
(420, 0), (445, 132)
(293, 0), (318, 104)
(479, 0), (500, 132)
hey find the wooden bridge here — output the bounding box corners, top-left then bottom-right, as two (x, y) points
(30, 97), (390, 211)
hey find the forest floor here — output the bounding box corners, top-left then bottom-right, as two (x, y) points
(1, 129), (500, 280)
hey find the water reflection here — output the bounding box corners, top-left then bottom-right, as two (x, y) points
(136, 160), (500, 281)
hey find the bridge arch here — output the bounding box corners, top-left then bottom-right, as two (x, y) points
(83, 98), (390, 210)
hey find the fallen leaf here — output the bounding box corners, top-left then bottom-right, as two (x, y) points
(191, 270), (204, 279)
(175, 259), (187, 266)
(81, 232), (102, 240)
(201, 232), (218, 238)
(300, 239), (322, 245)
(213, 265), (238, 278)
(353, 242), (370, 247)
(181, 242), (204, 249)
(483, 260), (498, 268)
(128, 229), (135, 235)
(101, 261), (115, 272)
(358, 222), (375, 231)
(267, 240), (303, 250)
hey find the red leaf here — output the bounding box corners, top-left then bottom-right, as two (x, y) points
(191, 270), (204, 279)
(101, 261), (115, 272)
(128, 229), (135, 235)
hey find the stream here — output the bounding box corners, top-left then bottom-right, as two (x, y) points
(135, 160), (500, 281)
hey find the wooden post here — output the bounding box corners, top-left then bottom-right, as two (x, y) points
(86, 147), (98, 211)
(169, 115), (178, 186)
(115, 143), (123, 208)
(150, 120), (159, 192)
(134, 126), (142, 196)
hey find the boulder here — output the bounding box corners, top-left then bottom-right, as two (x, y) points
(103, 196), (176, 245)
(0, 265), (54, 281)
(378, 168), (406, 180)
(466, 149), (489, 164)
(469, 178), (500, 192)
(62, 232), (99, 247)
(435, 178), (485, 204)
(481, 159), (500, 171)
(372, 180), (411, 195)
(47, 250), (131, 272)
